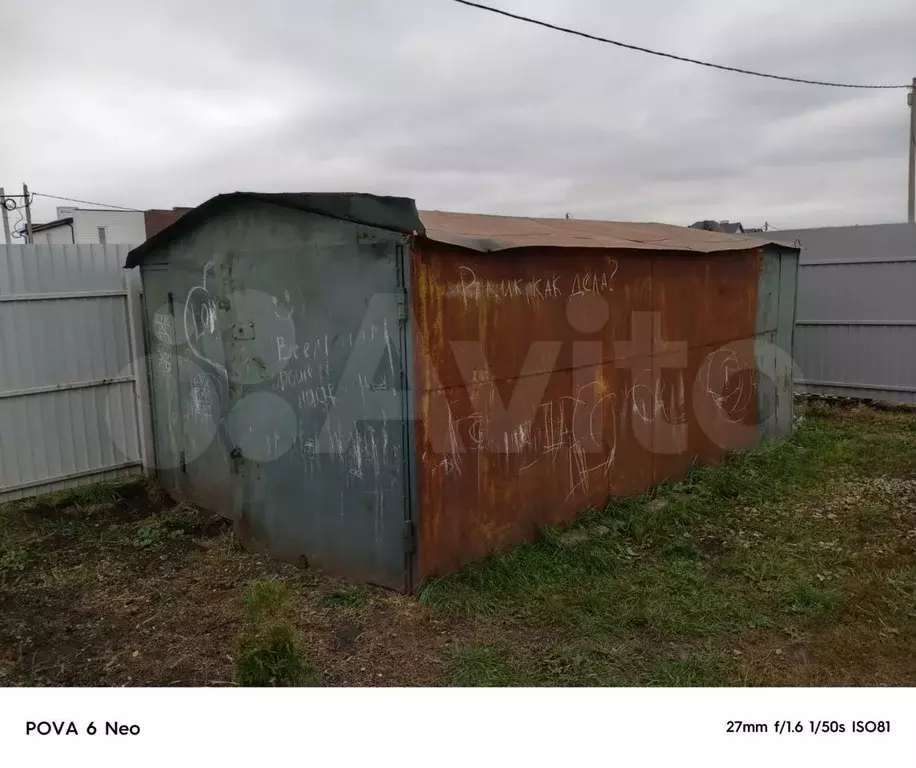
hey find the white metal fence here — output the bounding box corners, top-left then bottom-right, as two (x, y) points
(0, 244), (152, 501)
(781, 223), (916, 404)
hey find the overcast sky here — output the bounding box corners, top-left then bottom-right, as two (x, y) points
(4, 0), (916, 229)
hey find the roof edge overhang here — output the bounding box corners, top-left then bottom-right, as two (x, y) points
(414, 232), (799, 255)
(124, 192), (425, 268)
(30, 217), (74, 233)
(126, 193), (799, 268)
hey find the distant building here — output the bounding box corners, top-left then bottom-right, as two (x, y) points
(29, 206), (192, 245)
(689, 219), (746, 235)
(30, 207), (146, 245)
(27, 216), (78, 245)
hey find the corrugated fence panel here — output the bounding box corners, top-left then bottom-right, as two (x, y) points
(796, 260), (915, 325)
(780, 225), (916, 403)
(0, 244), (145, 501)
(794, 324), (916, 403)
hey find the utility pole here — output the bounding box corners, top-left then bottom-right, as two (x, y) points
(0, 188), (11, 246)
(909, 77), (916, 224)
(22, 182), (33, 243)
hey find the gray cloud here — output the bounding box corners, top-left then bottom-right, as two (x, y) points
(3, 0), (915, 229)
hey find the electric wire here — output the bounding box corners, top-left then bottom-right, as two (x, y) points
(450, 0), (912, 89)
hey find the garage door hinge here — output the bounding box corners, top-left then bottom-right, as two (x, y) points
(397, 292), (408, 323)
(180, 450), (186, 473)
(403, 520), (416, 554)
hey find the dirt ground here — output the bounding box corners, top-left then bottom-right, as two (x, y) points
(1, 400), (914, 686)
(0, 482), (450, 686)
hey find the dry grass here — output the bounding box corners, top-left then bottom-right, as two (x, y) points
(0, 400), (913, 686)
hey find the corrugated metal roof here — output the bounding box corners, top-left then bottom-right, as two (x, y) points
(419, 210), (796, 253)
(125, 192), (422, 268)
(126, 193), (796, 268)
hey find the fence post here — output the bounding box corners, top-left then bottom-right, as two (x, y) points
(125, 268), (156, 476)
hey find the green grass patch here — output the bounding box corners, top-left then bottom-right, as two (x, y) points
(646, 653), (730, 686)
(122, 505), (201, 549)
(784, 580), (844, 616)
(523, 640), (638, 686)
(3, 477), (143, 517)
(446, 645), (519, 687)
(0, 544), (30, 583)
(319, 585), (372, 608)
(420, 404), (916, 685)
(235, 580), (317, 687)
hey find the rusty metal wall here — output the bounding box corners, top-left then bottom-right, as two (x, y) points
(410, 242), (771, 580)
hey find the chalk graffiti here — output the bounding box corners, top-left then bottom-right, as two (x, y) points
(152, 311), (174, 374)
(273, 290), (294, 320)
(297, 418), (399, 492)
(626, 368), (688, 427)
(276, 333), (330, 363)
(189, 374), (213, 420)
(703, 348), (755, 418)
(445, 264), (618, 306)
(184, 261), (227, 381)
(569, 264), (619, 298)
(428, 368), (702, 500)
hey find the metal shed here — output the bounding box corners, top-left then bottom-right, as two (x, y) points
(126, 193), (799, 592)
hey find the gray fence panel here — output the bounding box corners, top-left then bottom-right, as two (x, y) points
(0, 244), (149, 501)
(780, 225), (916, 403)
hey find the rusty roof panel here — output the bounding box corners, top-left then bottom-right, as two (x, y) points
(128, 192), (798, 269)
(419, 210), (796, 254)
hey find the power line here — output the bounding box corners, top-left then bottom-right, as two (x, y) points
(449, 0), (911, 89)
(32, 192), (138, 211)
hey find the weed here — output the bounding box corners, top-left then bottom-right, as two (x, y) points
(235, 581), (316, 687)
(123, 504), (201, 549)
(0, 511), (31, 582)
(243, 580), (290, 620)
(132, 520), (171, 548)
(0, 545), (29, 582)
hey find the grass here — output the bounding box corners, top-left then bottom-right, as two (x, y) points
(646, 654), (730, 687)
(318, 585), (372, 608)
(235, 581), (317, 687)
(3, 478), (131, 517)
(0, 545), (29, 582)
(425, 401), (916, 685)
(446, 645), (518, 687)
(0, 480), (142, 584)
(783, 580), (844, 616)
(0, 400), (914, 686)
